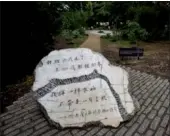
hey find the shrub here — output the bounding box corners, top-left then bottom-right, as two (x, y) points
(122, 21), (149, 42)
(111, 35), (118, 42)
(98, 30), (104, 33)
(106, 33), (111, 39)
(78, 27), (85, 35)
(61, 29), (73, 41)
(72, 30), (80, 38)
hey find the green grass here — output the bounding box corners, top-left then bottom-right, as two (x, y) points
(101, 37), (132, 48)
(71, 35), (88, 48)
(114, 40), (131, 47)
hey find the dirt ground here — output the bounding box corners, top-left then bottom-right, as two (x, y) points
(101, 40), (170, 79)
(80, 33), (101, 52)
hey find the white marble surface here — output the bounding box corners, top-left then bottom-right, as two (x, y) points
(32, 48), (136, 128)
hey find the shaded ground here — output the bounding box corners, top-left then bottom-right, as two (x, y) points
(1, 35), (88, 113)
(101, 38), (170, 80)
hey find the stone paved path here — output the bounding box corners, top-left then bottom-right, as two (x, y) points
(0, 34), (169, 136)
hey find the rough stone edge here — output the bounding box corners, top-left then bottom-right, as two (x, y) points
(32, 69), (139, 129)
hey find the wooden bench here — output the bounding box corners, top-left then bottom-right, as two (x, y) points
(119, 47), (144, 60)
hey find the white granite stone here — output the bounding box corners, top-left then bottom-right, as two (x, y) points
(32, 48), (139, 128)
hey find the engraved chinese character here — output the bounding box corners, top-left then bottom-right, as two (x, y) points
(88, 110), (92, 115)
(58, 102), (64, 107)
(89, 97), (92, 103)
(58, 90), (65, 96)
(91, 63), (96, 67)
(75, 113), (79, 117)
(68, 57), (73, 62)
(56, 68), (59, 72)
(83, 88), (88, 93)
(93, 110), (97, 115)
(96, 96), (99, 102)
(84, 64), (89, 68)
(110, 108), (113, 112)
(77, 88), (80, 94)
(90, 86), (96, 91)
(102, 109), (106, 113)
(98, 61), (102, 67)
(63, 67), (69, 71)
(62, 58), (67, 63)
(101, 96), (107, 101)
(80, 55), (84, 60)
(68, 100), (73, 109)
(74, 56), (79, 61)
(68, 114), (73, 118)
(54, 60), (59, 63)
(70, 65), (75, 71)
(76, 99), (79, 104)
(78, 64), (82, 69)
(98, 109), (101, 114)
(47, 60), (52, 65)
(51, 92), (57, 97)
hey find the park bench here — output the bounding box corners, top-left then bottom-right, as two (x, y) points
(119, 47), (144, 60)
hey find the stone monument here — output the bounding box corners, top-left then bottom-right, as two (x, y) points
(32, 48), (139, 128)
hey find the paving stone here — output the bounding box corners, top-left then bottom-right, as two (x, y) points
(17, 128), (33, 136)
(144, 104), (154, 114)
(158, 107), (166, 117)
(110, 128), (117, 133)
(6, 129), (20, 136)
(160, 114), (169, 128)
(64, 132), (73, 136)
(155, 127), (165, 136)
(139, 99), (144, 105)
(71, 129), (80, 135)
(105, 131), (114, 136)
(3, 119), (30, 134)
(31, 126), (50, 136)
(166, 125), (170, 135)
(41, 129), (59, 136)
(84, 127), (101, 136)
(35, 121), (48, 130)
(134, 133), (140, 136)
(125, 123), (139, 136)
(145, 130), (154, 136)
(115, 127), (127, 136)
(4, 111), (29, 124)
(163, 99), (169, 108)
(75, 130), (87, 136)
(150, 116), (161, 130)
(21, 118), (45, 131)
(137, 105), (146, 115)
(1, 114), (13, 122)
(137, 114), (146, 124)
(96, 128), (110, 136)
(138, 119), (150, 134)
(23, 111), (41, 120)
(31, 114), (44, 120)
(143, 92), (150, 100)
(125, 115), (138, 127)
(160, 94), (167, 102)
(144, 98), (152, 106)
(1, 118), (23, 131)
(148, 110), (157, 119)
(54, 130), (69, 136)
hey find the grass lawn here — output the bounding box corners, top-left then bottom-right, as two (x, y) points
(69, 35), (88, 48)
(101, 37), (132, 48)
